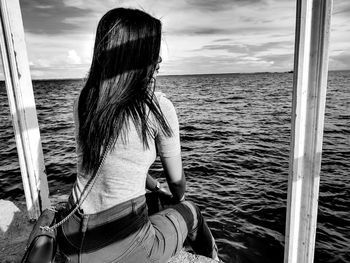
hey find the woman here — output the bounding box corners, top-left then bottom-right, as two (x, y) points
(57, 7), (219, 263)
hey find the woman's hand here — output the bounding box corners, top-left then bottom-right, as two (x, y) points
(156, 186), (174, 205)
(146, 173), (161, 192)
(146, 173), (185, 207)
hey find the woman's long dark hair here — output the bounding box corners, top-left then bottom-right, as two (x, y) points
(78, 8), (172, 175)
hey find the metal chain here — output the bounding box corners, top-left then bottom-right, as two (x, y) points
(41, 140), (114, 232)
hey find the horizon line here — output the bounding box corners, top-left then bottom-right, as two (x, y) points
(0, 69), (349, 81)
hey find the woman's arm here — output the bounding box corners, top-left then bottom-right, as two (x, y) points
(154, 93), (185, 203)
(160, 154), (186, 202)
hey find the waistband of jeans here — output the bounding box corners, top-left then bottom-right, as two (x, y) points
(60, 195), (148, 253)
(68, 194), (146, 227)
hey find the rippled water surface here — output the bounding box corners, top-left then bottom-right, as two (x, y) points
(0, 72), (349, 262)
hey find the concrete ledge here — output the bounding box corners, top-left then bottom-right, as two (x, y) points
(168, 250), (217, 263)
(0, 199), (216, 263)
(0, 200), (32, 263)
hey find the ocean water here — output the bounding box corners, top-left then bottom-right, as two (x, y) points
(0, 71), (349, 262)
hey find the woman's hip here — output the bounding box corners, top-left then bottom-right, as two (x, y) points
(57, 195), (149, 262)
(56, 195), (198, 263)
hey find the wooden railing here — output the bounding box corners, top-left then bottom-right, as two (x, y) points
(284, 0), (333, 262)
(0, 0), (50, 220)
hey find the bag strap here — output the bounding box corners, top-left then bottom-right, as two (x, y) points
(41, 140), (114, 232)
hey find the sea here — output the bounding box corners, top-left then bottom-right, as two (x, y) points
(0, 71), (349, 263)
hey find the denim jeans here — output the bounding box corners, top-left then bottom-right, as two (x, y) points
(57, 195), (218, 263)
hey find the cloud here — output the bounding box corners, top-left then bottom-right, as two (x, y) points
(257, 53), (294, 69)
(329, 51), (350, 70)
(62, 0), (85, 9)
(35, 4), (53, 9)
(333, 0), (350, 15)
(192, 41), (294, 68)
(12, 32), (94, 79)
(200, 41), (293, 53)
(67, 50), (82, 64)
(165, 1), (296, 37)
(213, 38), (232, 42)
(171, 24), (294, 36)
(183, 42), (294, 73)
(175, 27), (232, 35)
(200, 44), (247, 54)
(161, 54), (277, 75)
(29, 65), (88, 79)
(19, 0), (90, 35)
(184, 0), (262, 12)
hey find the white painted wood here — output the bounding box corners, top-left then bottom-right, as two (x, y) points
(284, 0), (333, 262)
(0, 0), (50, 219)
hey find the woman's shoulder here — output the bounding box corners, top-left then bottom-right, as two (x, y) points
(154, 91), (167, 101)
(154, 91), (176, 112)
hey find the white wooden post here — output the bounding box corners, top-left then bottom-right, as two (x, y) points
(284, 0), (333, 262)
(0, 0), (50, 220)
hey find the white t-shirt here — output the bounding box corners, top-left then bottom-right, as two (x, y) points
(71, 92), (181, 214)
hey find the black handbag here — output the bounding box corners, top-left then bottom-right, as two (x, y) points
(21, 141), (113, 263)
(21, 208), (57, 263)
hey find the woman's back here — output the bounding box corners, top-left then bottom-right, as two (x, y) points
(72, 92), (180, 213)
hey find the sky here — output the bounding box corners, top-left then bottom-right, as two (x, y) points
(0, 0), (350, 79)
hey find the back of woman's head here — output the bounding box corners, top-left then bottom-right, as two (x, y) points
(94, 8), (161, 85)
(78, 8), (171, 175)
